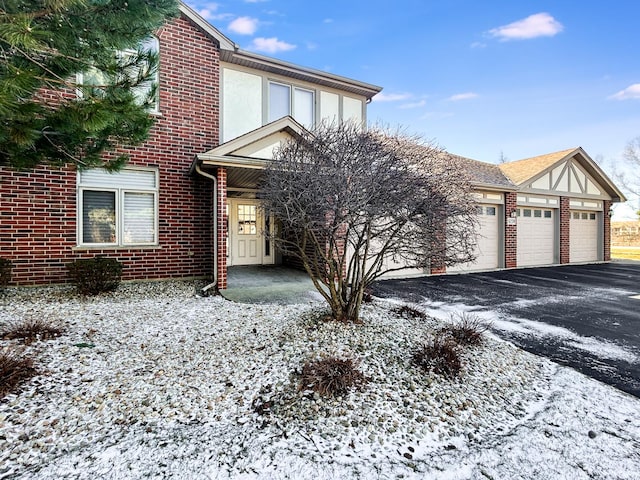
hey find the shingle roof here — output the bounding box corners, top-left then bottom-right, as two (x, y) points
(447, 154), (516, 189)
(498, 148), (578, 185)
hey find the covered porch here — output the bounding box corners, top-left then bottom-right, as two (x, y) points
(193, 117), (306, 290)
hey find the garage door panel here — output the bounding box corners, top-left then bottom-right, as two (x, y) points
(570, 211), (599, 263)
(517, 208), (555, 267)
(449, 205), (500, 272)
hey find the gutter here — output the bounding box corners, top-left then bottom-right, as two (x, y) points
(194, 163), (219, 295)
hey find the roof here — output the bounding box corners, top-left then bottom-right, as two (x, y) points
(449, 154), (515, 190)
(178, 2), (382, 100)
(498, 148), (578, 185)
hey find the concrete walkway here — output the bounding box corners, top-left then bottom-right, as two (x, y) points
(221, 265), (323, 304)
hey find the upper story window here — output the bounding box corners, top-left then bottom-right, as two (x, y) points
(78, 36), (160, 113)
(78, 168), (158, 247)
(268, 81), (315, 127)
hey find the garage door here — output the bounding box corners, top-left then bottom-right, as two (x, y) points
(517, 207), (555, 267)
(449, 205), (500, 272)
(570, 211), (599, 263)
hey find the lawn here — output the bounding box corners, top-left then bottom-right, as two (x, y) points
(611, 246), (640, 261)
(1, 282), (639, 479)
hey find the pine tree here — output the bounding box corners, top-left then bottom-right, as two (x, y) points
(0, 0), (179, 170)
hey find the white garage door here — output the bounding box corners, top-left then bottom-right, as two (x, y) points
(449, 205), (500, 272)
(570, 211), (599, 263)
(517, 207), (555, 267)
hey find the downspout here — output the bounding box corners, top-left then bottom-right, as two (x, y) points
(195, 163), (219, 294)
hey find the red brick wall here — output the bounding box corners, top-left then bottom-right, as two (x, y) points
(559, 196), (570, 264)
(0, 15), (220, 285)
(504, 192), (517, 268)
(216, 167), (227, 289)
(603, 200), (612, 261)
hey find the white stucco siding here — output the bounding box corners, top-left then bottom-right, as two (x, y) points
(222, 68), (263, 142)
(343, 96), (363, 124)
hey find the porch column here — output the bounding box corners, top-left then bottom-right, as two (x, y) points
(217, 167), (228, 290)
(504, 192), (517, 268)
(559, 196), (570, 264)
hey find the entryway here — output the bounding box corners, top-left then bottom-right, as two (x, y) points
(227, 198), (275, 266)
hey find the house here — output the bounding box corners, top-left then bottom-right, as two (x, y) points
(0, 2), (626, 288)
(611, 221), (640, 246)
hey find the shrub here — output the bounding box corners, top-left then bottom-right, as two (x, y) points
(1, 319), (64, 345)
(393, 304), (427, 320)
(442, 313), (490, 347)
(0, 258), (11, 289)
(412, 335), (462, 378)
(0, 350), (37, 398)
(299, 356), (367, 397)
(67, 256), (123, 295)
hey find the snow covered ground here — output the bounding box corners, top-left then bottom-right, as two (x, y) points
(1, 282), (639, 479)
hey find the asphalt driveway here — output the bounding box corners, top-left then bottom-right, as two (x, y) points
(371, 261), (640, 397)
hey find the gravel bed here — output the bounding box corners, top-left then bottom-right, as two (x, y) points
(0, 281), (549, 478)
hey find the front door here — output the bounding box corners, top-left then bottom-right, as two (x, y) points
(228, 199), (274, 266)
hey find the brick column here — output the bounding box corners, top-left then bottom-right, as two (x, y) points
(216, 167), (228, 290)
(603, 200), (612, 261)
(559, 196), (570, 264)
(504, 192), (517, 268)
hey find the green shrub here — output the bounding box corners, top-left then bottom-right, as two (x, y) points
(1, 319), (64, 345)
(412, 334), (462, 378)
(67, 256), (123, 295)
(299, 356), (367, 397)
(0, 258), (11, 289)
(0, 350), (37, 398)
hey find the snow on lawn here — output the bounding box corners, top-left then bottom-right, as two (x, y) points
(1, 282), (639, 479)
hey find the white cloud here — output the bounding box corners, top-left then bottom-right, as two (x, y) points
(471, 41), (486, 49)
(196, 3), (233, 21)
(448, 92), (479, 101)
(248, 37), (296, 53)
(228, 16), (258, 35)
(371, 92), (412, 103)
(609, 84), (640, 100)
(489, 13), (563, 41)
(323, 18), (334, 24)
(399, 100), (427, 109)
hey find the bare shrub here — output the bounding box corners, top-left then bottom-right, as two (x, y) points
(0, 350), (37, 398)
(1, 319), (64, 345)
(412, 335), (462, 378)
(392, 304), (427, 320)
(442, 313), (491, 346)
(299, 356), (367, 397)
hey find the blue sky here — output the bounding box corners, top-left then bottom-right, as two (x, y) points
(186, 1), (639, 203)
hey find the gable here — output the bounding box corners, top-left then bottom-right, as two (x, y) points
(526, 157), (605, 197)
(232, 131), (295, 159)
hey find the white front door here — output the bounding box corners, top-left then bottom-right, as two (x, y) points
(228, 199), (274, 266)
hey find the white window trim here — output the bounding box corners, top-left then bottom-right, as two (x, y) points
(77, 167), (159, 247)
(267, 80), (316, 126)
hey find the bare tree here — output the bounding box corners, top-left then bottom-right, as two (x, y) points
(260, 123), (478, 323)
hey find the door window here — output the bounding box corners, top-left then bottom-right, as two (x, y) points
(238, 205), (257, 235)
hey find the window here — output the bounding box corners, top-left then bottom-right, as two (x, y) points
(79, 36), (160, 112)
(237, 205), (257, 235)
(268, 81), (315, 127)
(523, 209), (532, 217)
(544, 210), (552, 219)
(534, 209), (542, 218)
(589, 213), (596, 220)
(486, 206), (496, 216)
(78, 168), (158, 246)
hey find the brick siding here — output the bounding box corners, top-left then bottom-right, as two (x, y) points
(559, 196), (570, 263)
(504, 192), (517, 268)
(0, 15), (220, 285)
(603, 200), (612, 261)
